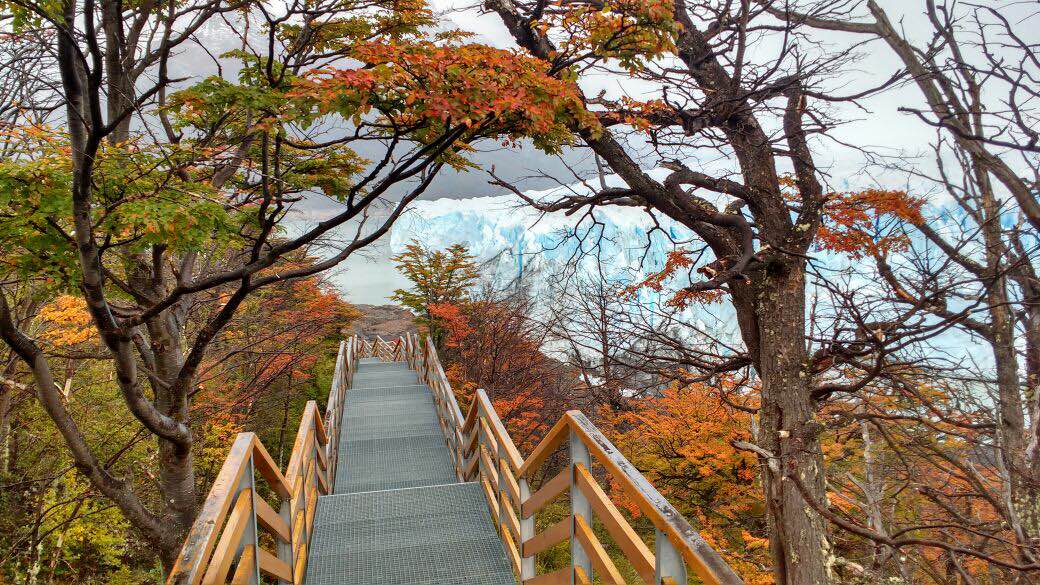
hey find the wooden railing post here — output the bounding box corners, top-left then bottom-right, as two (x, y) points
(423, 337), (432, 384)
(570, 429), (593, 584)
(655, 528), (687, 585)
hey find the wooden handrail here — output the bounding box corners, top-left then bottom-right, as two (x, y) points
(463, 389), (523, 472)
(168, 337), (357, 585)
(402, 332), (746, 585)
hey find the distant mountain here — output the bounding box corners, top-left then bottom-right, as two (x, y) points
(350, 304), (416, 340)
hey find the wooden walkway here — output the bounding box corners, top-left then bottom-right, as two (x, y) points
(303, 359), (515, 585)
(167, 335), (745, 585)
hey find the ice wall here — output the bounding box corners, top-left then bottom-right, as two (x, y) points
(389, 190), (696, 312)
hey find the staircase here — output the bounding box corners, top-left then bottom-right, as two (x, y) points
(304, 359), (515, 585)
(168, 335), (745, 585)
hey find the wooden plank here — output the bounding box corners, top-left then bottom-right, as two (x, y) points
(522, 568), (569, 585)
(501, 494), (522, 543)
(291, 503), (306, 552)
(293, 540), (307, 585)
(316, 463), (330, 495)
(169, 433), (253, 585)
(306, 482), (318, 530)
(229, 545), (255, 585)
(522, 516), (569, 557)
(479, 417), (499, 458)
(475, 389), (524, 471)
(290, 473), (305, 515)
(453, 428), (466, 457)
(481, 476), (500, 521)
(202, 489), (254, 585)
(258, 548), (293, 582)
(312, 402), (328, 446)
(464, 424), (480, 457)
(315, 438), (328, 470)
(463, 451), (480, 481)
(522, 469), (569, 518)
(567, 411), (743, 585)
(285, 408), (316, 482)
(323, 340), (347, 425)
(574, 463), (655, 583)
(499, 458), (521, 509)
(574, 566), (592, 585)
(479, 445), (499, 491)
(249, 436), (292, 500)
(502, 528), (522, 574)
(425, 338), (465, 427)
(254, 495), (291, 544)
(573, 513), (625, 585)
(517, 416), (571, 478)
(462, 391), (480, 434)
(298, 457), (315, 516)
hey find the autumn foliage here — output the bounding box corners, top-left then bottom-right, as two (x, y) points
(429, 295), (570, 452)
(605, 381), (773, 583)
(814, 188), (926, 259)
(291, 42), (599, 155)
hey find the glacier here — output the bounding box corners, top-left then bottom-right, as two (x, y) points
(377, 173), (983, 366)
(389, 185), (701, 312)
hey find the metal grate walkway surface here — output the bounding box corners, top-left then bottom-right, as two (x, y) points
(304, 359), (516, 585)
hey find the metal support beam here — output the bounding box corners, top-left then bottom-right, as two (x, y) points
(569, 430), (592, 584)
(277, 499), (293, 585)
(519, 478), (536, 580)
(236, 455), (261, 585)
(655, 528), (687, 585)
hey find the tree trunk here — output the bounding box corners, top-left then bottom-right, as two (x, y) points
(0, 362), (13, 475)
(974, 155), (1038, 546)
(152, 315), (197, 569)
(156, 445), (196, 568)
(751, 260), (830, 585)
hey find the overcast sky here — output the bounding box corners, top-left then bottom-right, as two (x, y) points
(413, 0), (1029, 201)
(319, 0), (1037, 304)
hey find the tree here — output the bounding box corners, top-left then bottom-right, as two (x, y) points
(0, 0), (592, 567)
(607, 381), (771, 584)
(479, 2), (921, 580)
(0, 252), (356, 580)
(761, 0), (1040, 572)
(392, 241), (480, 346)
(544, 272), (655, 411)
(429, 286), (572, 451)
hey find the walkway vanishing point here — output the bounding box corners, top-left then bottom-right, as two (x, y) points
(167, 335), (746, 585)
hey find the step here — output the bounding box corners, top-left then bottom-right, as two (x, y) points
(337, 435), (458, 494)
(351, 370), (422, 389)
(355, 361), (412, 374)
(338, 381), (456, 493)
(305, 483), (516, 585)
